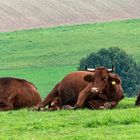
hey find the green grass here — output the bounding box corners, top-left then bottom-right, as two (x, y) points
(0, 98), (139, 140)
(0, 19), (140, 97)
(0, 66), (75, 98)
(0, 19), (140, 139)
(0, 19), (140, 70)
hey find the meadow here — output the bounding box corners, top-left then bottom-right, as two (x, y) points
(0, 98), (139, 140)
(0, 19), (140, 139)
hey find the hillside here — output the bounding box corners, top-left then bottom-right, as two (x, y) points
(0, 18), (140, 140)
(0, 0), (140, 32)
(0, 19), (140, 97)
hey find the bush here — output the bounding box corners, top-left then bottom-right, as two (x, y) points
(78, 47), (140, 97)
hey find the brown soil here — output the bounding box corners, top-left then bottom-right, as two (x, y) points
(0, 0), (140, 32)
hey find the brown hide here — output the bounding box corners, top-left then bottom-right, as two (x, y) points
(135, 93), (140, 106)
(38, 71), (93, 109)
(82, 67), (124, 109)
(0, 77), (42, 111)
(38, 67), (124, 110)
(83, 81), (124, 109)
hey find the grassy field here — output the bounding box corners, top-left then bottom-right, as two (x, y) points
(0, 19), (140, 97)
(0, 19), (140, 139)
(0, 98), (139, 140)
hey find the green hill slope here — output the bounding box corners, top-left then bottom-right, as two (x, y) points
(0, 19), (140, 140)
(0, 19), (140, 97)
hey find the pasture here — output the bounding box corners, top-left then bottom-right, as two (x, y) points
(0, 98), (139, 139)
(0, 19), (140, 139)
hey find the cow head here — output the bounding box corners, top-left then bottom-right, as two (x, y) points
(83, 67), (121, 94)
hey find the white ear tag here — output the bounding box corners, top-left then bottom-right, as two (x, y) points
(112, 81), (116, 85)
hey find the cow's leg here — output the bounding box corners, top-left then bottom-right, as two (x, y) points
(102, 100), (121, 109)
(61, 86), (91, 110)
(48, 106), (60, 111)
(37, 90), (58, 110)
(105, 100), (119, 109)
(62, 105), (74, 110)
(104, 84), (124, 109)
(48, 97), (60, 111)
(103, 92), (124, 109)
(74, 85), (92, 109)
(37, 83), (59, 110)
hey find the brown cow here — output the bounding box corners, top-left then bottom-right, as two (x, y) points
(0, 77), (42, 111)
(37, 67), (124, 110)
(75, 67), (124, 109)
(135, 93), (140, 106)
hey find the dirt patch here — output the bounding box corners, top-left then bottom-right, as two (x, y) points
(0, 0), (140, 32)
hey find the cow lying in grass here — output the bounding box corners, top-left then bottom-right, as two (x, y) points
(37, 67), (124, 111)
(0, 77), (42, 111)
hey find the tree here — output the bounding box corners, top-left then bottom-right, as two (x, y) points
(78, 47), (140, 97)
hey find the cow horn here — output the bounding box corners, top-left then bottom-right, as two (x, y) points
(87, 68), (95, 72)
(85, 65), (95, 71)
(112, 65), (115, 72)
(108, 69), (113, 72)
(108, 65), (115, 72)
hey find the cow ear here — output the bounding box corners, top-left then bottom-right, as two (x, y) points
(83, 74), (94, 82)
(109, 76), (121, 85)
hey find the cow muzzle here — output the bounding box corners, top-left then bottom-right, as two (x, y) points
(91, 87), (99, 93)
